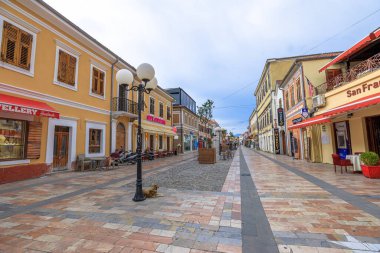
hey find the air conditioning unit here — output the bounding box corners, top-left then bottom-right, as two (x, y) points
(312, 95), (326, 108)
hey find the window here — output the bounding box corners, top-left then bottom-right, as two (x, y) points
(150, 97), (155, 114)
(173, 114), (179, 124)
(0, 119), (26, 161)
(89, 129), (102, 153)
(285, 92), (289, 110)
(159, 135), (163, 149)
(290, 86), (295, 107)
(1, 21), (33, 70)
(159, 102), (164, 118)
(167, 106), (171, 120)
(296, 79), (301, 102)
(91, 66), (105, 97)
(57, 49), (77, 86)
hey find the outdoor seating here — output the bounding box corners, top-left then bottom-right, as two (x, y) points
(332, 154), (353, 174)
(103, 156), (118, 170)
(76, 154), (92, 171)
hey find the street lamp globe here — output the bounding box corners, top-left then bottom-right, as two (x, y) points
(146, 77), (158, 90)
(137, 63), (155, 82)
(116, 69), (133, 85)
(214, 127), (221, 132)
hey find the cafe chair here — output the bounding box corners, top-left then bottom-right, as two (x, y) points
(76, 154), (92, 171)
(331, 154), (353, 174)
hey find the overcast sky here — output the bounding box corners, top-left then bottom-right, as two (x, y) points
(45, 0), (380, 134)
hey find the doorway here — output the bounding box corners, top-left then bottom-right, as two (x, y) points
(366, 115), (380, 155)
(53, 126), (70, 169)
(116, 123), (126, 151)
(149, 135), (154, 151)
(167, 136), (170, 151)
(281, 130), (286, 155)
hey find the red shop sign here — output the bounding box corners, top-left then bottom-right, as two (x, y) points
(147, 115), (166, 125)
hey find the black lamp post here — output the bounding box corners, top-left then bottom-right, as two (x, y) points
(116, 64), (157, 202)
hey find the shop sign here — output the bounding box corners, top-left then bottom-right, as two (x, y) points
(347, 81), (380, 97)
(0, 103), (59, 118)
(292, 117), (302, 124)
(277, 108), (284, 126)
(301, 108), (309, 118)
(274, 128), (280, 154)
(147, 115), (166, 125)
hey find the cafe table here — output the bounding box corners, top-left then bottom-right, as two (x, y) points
(345, 154), (362, 172)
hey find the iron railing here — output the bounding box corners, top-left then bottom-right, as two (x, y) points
(316, 52), (380, 94)
(112, 97), (138, 115)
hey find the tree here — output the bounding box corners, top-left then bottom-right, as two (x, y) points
(197, 99), (214, 148)
(229, 131), (234, 138)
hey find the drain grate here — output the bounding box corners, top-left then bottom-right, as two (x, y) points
(241, 173), (251, 176)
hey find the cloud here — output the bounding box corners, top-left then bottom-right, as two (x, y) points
(44, 0), (380, 134)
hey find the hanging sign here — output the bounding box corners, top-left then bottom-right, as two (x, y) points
(301, 108), (309, 118)
(274, 128), (280, 154)
(277, 108), (284, 126)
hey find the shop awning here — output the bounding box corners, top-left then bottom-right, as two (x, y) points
(288, 115), (331, 130)
(322, 93), (380, 117)
(133, 120), (177, 136)
(0, 94), (59, 118)
(319, 28), (380, 72)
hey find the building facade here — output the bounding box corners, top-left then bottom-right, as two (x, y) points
(166, 88), (198, 153)
(0, 0), (137, 183)
(254, 57), (295, 153)
(280, 53), (340, 161)
(312, 28), (380, 164)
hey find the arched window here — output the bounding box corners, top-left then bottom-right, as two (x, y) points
(116, 123), (126, 150)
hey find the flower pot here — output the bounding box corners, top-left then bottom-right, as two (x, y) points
(198, 148), (216, 164)
(361, 164), (380, 179)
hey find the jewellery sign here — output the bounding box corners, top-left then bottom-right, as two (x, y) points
(147, 115), (166, 125)
(274, 128), (280, 154)
(277, 108), (284, 126)
(0, 103), (60, 118)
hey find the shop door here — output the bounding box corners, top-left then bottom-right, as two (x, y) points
(149, 135), (154, 151)
(281, 130), (286, 155)
(53, 126), (69, 168)
(167, 137), (170, 151)
(366, 116), (380, 155)
(116, 123), (126, 150)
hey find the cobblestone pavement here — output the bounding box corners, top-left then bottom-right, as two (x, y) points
(143, 158), (233, 192)
(0, 152), (242, 253)
(242, 147), (380, 253)
(1, 148), (380, 253)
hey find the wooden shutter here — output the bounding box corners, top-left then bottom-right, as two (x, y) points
(1, 21), (19, 65)
(26, 121), (42, 159)
(99, 71), (104, 95)
(57, 50), (68, 82)
(18, 31), (32, 70)
(67, 55), (76, 85)
(92, 68), (98, 93)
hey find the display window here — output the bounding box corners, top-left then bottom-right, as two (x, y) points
(89, 128), (102, 153)
(0, 118), (26, 160)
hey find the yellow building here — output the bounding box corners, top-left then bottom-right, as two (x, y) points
(127, 86), (175, 153)
(311, 28), (380, 164)
(254, 57), (295, 153)
(280, 53), (340, 161)
(0, 0), (137, 183)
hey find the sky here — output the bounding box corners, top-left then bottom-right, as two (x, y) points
(44, 0), (380, 135)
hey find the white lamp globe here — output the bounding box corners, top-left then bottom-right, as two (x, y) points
(116, 69), (133, 85)
(214, 127), (221, 132)
(137, 63), (155, 82)
(146, 77), (157, 90)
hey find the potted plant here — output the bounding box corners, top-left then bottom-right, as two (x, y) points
(197, 99), (216, 164)
(360, 152), (380, 179)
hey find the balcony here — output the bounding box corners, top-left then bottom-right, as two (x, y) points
(316, 52), (380, 94)
(112, 97), (138, 118)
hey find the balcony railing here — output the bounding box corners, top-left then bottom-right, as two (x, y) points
(112, 97), (138, 115)
(316, 52), (380, 94)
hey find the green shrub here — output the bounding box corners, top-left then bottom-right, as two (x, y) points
(360, 152), (380, 166)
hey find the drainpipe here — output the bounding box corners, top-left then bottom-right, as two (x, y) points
(110, 57), (119, 154)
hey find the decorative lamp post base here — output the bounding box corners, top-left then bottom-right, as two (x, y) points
(133, 192), (146, 202)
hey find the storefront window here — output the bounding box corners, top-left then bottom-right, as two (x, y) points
(0, 118), (26, 160)
(89, 128), (102, 153)
(184, 134), (191, 151)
